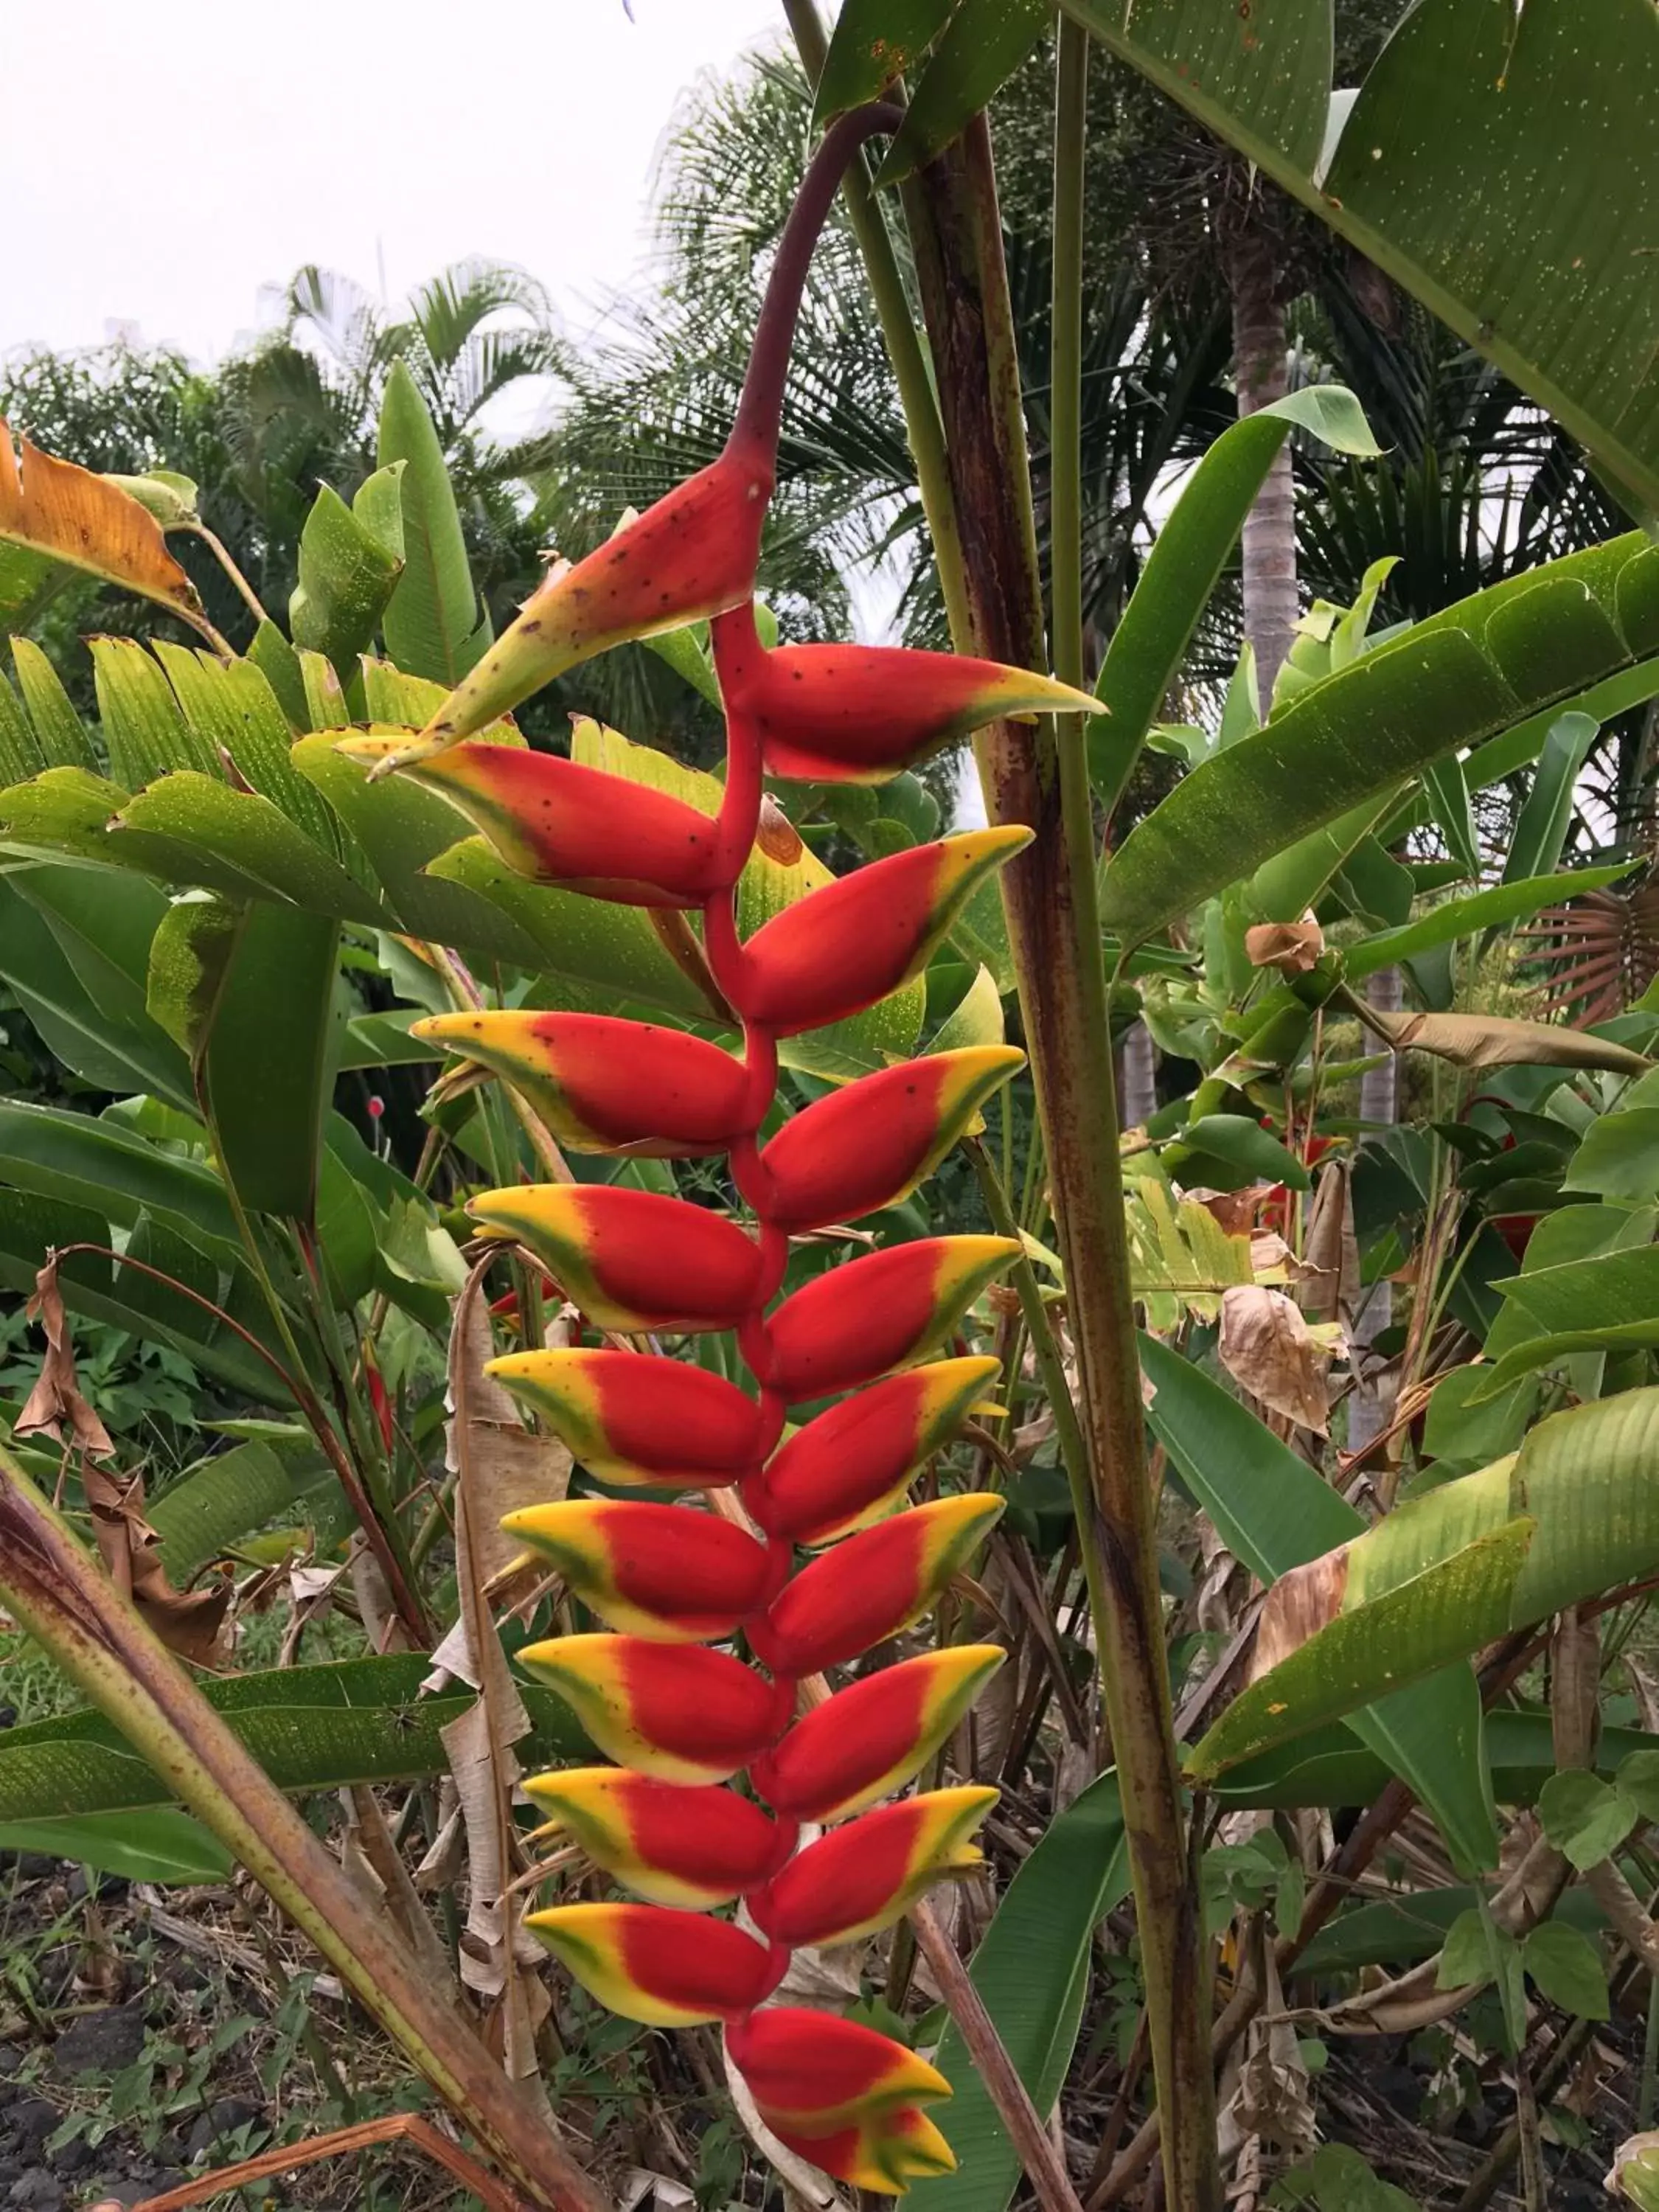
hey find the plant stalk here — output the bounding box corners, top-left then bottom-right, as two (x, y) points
(898, 86), (1221, 2211)
(0, 1447), (602, 2212)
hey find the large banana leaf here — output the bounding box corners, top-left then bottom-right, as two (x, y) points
(1191, 1387), (1659, 1778)
(1141, 1335), (1498, 1870)
(1057, 0), (1659, 515)
(1101, 536), (1659, 942)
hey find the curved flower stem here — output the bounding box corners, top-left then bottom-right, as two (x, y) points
(777, 0), (974, 644)
(728, 100), (905, 467)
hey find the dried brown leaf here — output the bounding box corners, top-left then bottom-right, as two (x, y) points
(1219, 1286), (1340, 1435)
(1356, 998), (1652, 1077)
(15, 1260), (116, 1461)
(1298, 1161), (1359, 1327)
(1, 420), (212, 637)
(1251, 1545), (1350, 1681)
(1245, 917), (1324, 975)
(83, 1461), (229, 1667)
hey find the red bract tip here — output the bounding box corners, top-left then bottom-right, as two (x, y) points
(726, 2008), (955, 2194)
(755, 1357), (1002, 1546)
(338, 741), (729, 907)
(413, 1011), (755, 1157)
(727, 828), (1032, 1036)
(526, 1901), (781, 2025)
(467, 1184), (769, 1335)
(748, 1786), (996, 1948)
(759, 1048), (1024, 1231)
(389, 457), (771, 765)
(518, 1633), (787, 1783)
(521, 1767), (783, 1908)
(751, 1646), (1006, 1822)
(754, 1495), (1003, 1676)
(502, 1499), (773, 1641)
(488, 1348), (769, 1492)
(763, 1237), (1018, 1402)
(712, 608), (1099, 785)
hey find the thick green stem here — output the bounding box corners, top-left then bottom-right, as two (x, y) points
(898, 85), (1221, 2211)
(0, 1447), (605, 2212)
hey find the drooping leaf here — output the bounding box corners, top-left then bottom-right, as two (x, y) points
(1100, 535), (1659, 944)
(0, 1807), (232, 1885)
(1345, 868), (1631, 983)
(813, 0), (958, 121)
(1352, 1000), (1652, 1079)
(1140, 1335), (1498, 1870)
(0, 1655), (588, 1823)
(1191, 1387), (1659, 1778)
(0, 420), (214, 640)
(874, 0), (1050, 182)
(1058, 0), (1659, 514)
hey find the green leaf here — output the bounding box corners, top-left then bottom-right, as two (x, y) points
(1168, 1112), (1308, 1190)
(13, 638), (98, 771)
(247, 620), (310, 733)
(0, 1808), (232, 1886)
(0, 1655), (588, 1821)
(198, 903), (343, 1221)
(905, 1771), (1129, 2212)
(1100, 535), (1657, 945)
(0, 867), (194, 1110)
(1503, 714), (1601, 887)
(1565, 1109), (1659, 1200)
(1618, 1750), (1659, 1823)
(147, 1441), (307, 1582)
(377, 360), (490, 685)
(813, 0), (957, 121)
(1141, 1335), (1498, 1871)
(289, 470), (406, 680)
(0, 664), (44, 783)
(1060, 0), (1659, 515)
(91, 634), (218, 785)
(0, 1097), (240, 1258)
(1421, 752), (1479, 880)
(1090, 389), (1378, 816)
(155, 644), (352, 856)
(1346, 867), (1630, 983)
(1523, 1920), (1610, 2020)
(112, 771), (386, 925)
(875, 0), (1050, 184)
(1537, 1770), (1637, 1871)
(1438, 1905), (1494, 1992)
(641, 622), (723, 709)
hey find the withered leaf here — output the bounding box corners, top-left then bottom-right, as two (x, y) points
(1245, 917), (1325, 975)
(15, 1259), (116, 1462)
(1219, 1285), (1343, 1435)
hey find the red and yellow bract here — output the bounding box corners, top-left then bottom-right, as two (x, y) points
(351, 96), (1093, 2194)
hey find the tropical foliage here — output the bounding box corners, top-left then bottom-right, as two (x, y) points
(4, 5), (1659, 2211)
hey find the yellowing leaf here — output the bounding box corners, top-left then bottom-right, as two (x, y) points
(0, 420), (214, 640)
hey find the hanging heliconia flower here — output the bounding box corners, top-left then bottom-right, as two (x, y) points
(361, 100), (1094, 2194)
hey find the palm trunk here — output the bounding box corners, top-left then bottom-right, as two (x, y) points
(1117, 1018), (1158, 1130)
(1226, 222), (1298, 700)
(1349, 964), (1402, 1455)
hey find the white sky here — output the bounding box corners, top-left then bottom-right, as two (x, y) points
(1, 0), (782, 365)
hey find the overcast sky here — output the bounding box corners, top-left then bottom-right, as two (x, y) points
(2, 0), (782, 364)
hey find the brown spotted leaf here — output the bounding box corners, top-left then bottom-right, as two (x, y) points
(1, 420), (215, 640)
